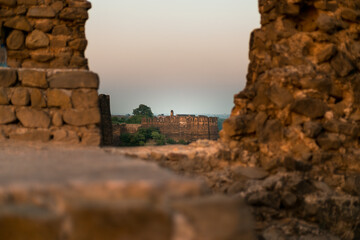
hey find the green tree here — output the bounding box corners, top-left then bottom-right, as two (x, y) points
(132, 104), (154, 118)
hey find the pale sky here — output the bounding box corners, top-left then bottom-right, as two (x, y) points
(86, 0), (260, 115)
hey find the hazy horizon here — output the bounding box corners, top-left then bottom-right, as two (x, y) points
(86, 1), (260, 115)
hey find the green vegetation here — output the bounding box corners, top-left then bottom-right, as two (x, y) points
(112, 104), (154, 124)
(119, 127), (166, 146)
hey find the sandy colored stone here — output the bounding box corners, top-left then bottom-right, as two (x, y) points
(30, 89), (46, 108)
(30, 49), (54, 62)
(27, 6), (56, 18)
(19, 70), (48, 89)
(69, 38), (87, 51)
(0, 69), (17, 87)
(0, 0), (16, 6)
(11, 88), (30, 106)
(51, 1), (64, 13)
(63, 108), (100, 126)
(22, 60), (50, 68)
(0, 205), (62, 240)
(6, 30), (25, 50)
(16, 108), (51, 128)
(26, 30), (50, 49)
(48, 71), (99, 89)
(9, 129), (51, 142)
(292, 98), (327, 119)
(47, 89), (72, 108)
(72, 89), (98, 109)
(52, 129), (79, 143)
(0, 106), (16, 124)
(35, 19), (54, 33)
(81, 131), (101, 146)
(0, 88), (9, 105)
(70, 56), (87, 68)
(17, 0), (37, 5)
(4, 16), (32, 32)
(52, 111), (63, 127)
(59, 7), (88, 20)
(52, 24), (71, 35)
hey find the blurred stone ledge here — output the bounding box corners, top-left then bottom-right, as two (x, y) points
(0, 141), (255, 240)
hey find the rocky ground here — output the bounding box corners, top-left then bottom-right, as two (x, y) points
(0, 140), (253, 240)
(111, 140), (360, 240)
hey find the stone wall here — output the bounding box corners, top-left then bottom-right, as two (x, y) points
(0, 68), (101, 145)
(0, 0), (90, 69)
(142, 115), (219, 142)
(220, 0), (360, 238)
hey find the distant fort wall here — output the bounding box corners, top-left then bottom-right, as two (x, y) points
(141, 113), (219, 142)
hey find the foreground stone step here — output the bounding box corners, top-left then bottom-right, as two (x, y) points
(0, 140), (254, 240)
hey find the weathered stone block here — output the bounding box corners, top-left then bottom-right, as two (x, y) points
(52, 129), (79, 143)
(0, 205), (62, 240)
(0, 88), (9, 105)
(19, 70), (48, 88)
(17, 0), (38, 5)
(172, 196), (254, 240)
(16, 108), (51, 128)
(316, 132), (341, 150)
(11, 88), (30, 106)
(9, 129), (51, 142)
(30, 49), (54, 62)
(63, 108), (100, 126)
(52, 24), (71, 35)
(47, 89), (72, 108)
(331, 52), (354, 77)
(48, 71), (99, 89)
(81, 131), (101, 146)
(59, 7), (88, 20)
(266, 85), (293, 109)
(72, 89), (98, 109)
(69, 38), (87, 51)
(0, 106), (16, 124)
(30, 88), (46, 108)
(0, 0), (16, 6)
(26, 30), (50, 49)
(4, 16), (32, 32)
(69, 201), (172, 240)
(6, 30), (25, 50)
(0, 69), (17, 87)
(51, 111), (63, 127)
(27, 6), (56, 18)
(35, 19), (54, 33)
(292, 98), (327, 119)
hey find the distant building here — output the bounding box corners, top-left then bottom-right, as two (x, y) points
(141, 111), (219, 142)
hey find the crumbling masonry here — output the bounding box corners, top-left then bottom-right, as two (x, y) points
(0, 0), (101, 145)
(220, 0), (360, 238)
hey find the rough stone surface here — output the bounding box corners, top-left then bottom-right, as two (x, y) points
(0, 69), (17, 87)
(48, 71), (99, 89)
(19, 70), (48, 88)
(1, 0), (90, 69)
(11, 88), (30, 106)
(16, 108), (51, 128)
(0, 106), (16, 124)
(0, 141), (254, 240)
(26, 30), (50, 49)
(47, 89), (72, 108)
(6, 30), (25, 50)
(63, 108), (100, 126)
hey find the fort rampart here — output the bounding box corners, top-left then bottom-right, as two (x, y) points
(142, 115), (219, 142)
